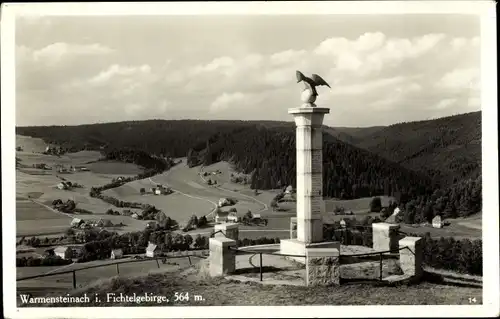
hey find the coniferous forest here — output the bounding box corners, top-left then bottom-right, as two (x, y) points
(16, 111), (482, 224)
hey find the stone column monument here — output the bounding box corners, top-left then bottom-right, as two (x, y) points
(280, 71), (340, 262)
(289, 106), (329, 243)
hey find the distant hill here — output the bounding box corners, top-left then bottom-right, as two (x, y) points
(16, 112), (482, 222)
(355, 111), (481, 184)
(332, 126), (386, 144)
(186, 125), (437, 201)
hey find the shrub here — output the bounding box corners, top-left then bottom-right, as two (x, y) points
(409, 232), (482, 275)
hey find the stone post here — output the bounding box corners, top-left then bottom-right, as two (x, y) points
(372, 222), (400, 252)
(289, 107), (330, 244)
(305, 247), (340, 286)
(399, 236), (424, 280)
(209, 237), (236, 277)
(214, 223), (239, 241)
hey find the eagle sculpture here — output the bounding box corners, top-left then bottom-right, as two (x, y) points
(296, 71), (331, 107)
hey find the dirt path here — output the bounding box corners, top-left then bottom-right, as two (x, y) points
(149, 165), (219, 218)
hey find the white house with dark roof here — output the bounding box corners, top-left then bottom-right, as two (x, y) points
(54, 246), (72, 259)
(146, 242), (161, 258)
(111, 248), (124, 259)
(70, 218), (84, 228)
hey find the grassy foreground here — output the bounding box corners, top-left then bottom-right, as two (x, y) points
(21, 265), (482, 307)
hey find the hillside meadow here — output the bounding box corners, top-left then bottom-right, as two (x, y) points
(15, 139), (150, 237)
(23, 266), (482, 307)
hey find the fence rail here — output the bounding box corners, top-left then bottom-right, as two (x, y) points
(227, 243), (411, 282)
(17, 253), (207, 289)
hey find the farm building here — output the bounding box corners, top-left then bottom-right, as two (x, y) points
(57, 181), (72, 190)
(97, 219), (113, 227)
(70, 218), (84, 228)
(146, 243), (161, 258)
(340, 219), (347, 228)
(252, 213), (261, 220)
(54, 246), (72, 259)
(284, 185), (295, 194)
(80, 223), (91, 229)
(131, 213), (140, 219)
(70, 246), (85, 258)
(44, 248), (55, 257)
(218, 198), (231, 208)
(385, 207), (401, 224)
(72, 166), (89, 172)
(432, 215), (443, 228)
(215, 211), (238, 224)
(146, 221), (157, 229)
(122, 209), (133, 216)
(111, 249), (124, 259)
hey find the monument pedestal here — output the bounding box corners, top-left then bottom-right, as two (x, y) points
(280, 239), (340, 264)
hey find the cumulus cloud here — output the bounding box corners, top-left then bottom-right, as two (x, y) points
(436, 67), (480, 90)
(89, 64), (152, 85)
(16, 26), (481, 126)
(435, 98), (458, 110)
(209, 92), (265, 113)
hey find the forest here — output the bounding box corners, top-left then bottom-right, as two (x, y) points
(17, 112), (482, 224)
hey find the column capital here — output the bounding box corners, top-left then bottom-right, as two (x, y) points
(289, 107), (330, 127)
(288, 107), (330, 115)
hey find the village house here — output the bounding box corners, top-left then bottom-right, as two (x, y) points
(252, 213), (261, 220)
(110, 248), (124, 259)
(54, 246), (72, 259)
(340, 219), (347, 228)
(70, 245), (85, 258)
(284, 185), (295, 194)
(72, 165), (89, 172)
(432, 215), (444, 228)
(122, 209), (133, 216)
(80, 223), (91, 229)
(70, 218), (84, 228)
(146, 221), (157, 229)
(97, 219), (113, 227)
(385, 207), (401, 224)
(44, 248), (55, 257)
(215, 211), (239, 224)
(218, 198), (230, 208)
(146, 242), (161, 258)
(131, 213), (140, 219)
(57, 181), (72, 190)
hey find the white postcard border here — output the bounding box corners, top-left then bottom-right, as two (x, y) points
(2, 1), (498, 318)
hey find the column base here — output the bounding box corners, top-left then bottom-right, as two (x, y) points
(280, 239), (340, 264)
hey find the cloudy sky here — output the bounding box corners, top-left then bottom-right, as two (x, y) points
(15, 14), (481, 127)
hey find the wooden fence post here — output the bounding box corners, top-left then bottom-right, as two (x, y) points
(156, 258), (160, 268)
(116, 263), (120, 275)
(379, 253), (383, 281)
(259, 253), (263, 282)
(72, 271), (76, 289)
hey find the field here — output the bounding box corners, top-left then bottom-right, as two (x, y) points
(86, 161), (144, 175)
(16, 200), (72, 237)
(15, 136), (148, 238)
(400, 213), (482, 239)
